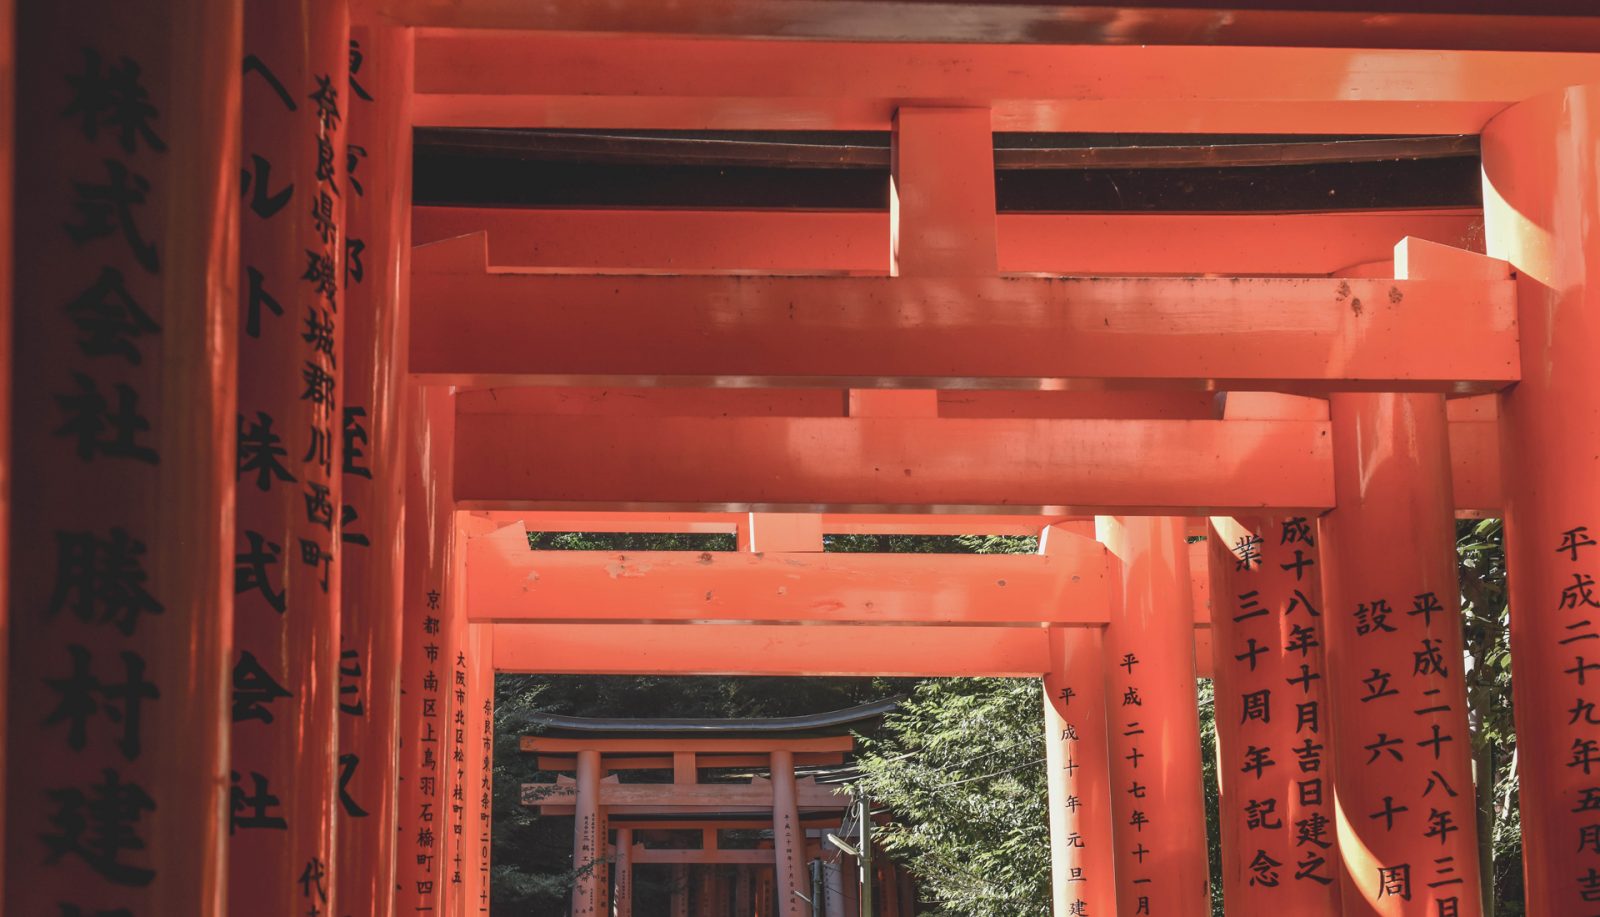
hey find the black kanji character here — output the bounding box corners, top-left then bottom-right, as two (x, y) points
(238, 411), (297, 491)
(49, 527), (164, 634)
(64, 160), (158, 273)
(64, 48), (165, 153)
(54, 373), (158, 464)
(235, 530), (286, 614)
(243, 54), (297, 110)
(43, 769), (156, 886)
(231, 770), (287, 832)
(64, 267), (160, 364)
(44, 645), (158, 761)
(232, 650), (292, 724)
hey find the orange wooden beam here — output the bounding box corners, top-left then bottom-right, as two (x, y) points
(485, 510), (1077, 537)
(452, 387), (1222, 420)
(414, 236), (1517, 392)
(465, 527), (1112, 624)
(629, 847), (780, 866)
(413, 208), (1484, 277)
(522, 779), (846, 809)
(454, 414), (1334, 514)
(495, 623), (1051, 676)
(536, 753), (847, 771)
(409, 33), (1600, 133)
(524, 736), (854, 754)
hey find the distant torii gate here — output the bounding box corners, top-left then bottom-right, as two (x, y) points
(518, 704), (910, 916)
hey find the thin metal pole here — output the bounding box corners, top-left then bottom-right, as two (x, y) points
(859, 795), (874, 917)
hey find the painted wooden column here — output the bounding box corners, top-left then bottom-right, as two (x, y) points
(0, 1), (12, 899)
(466, 621), (495, 915)
(880, 862), (901, 916)
(8, 1), (239, 913)
(442, 518), (493, 915)
(398, 385), (457, 914)
(573, 748), (606, 915)
(696, 866), (717, 917)
(231, 1), (349, 913)
(1098, 516), (1212, 917)
(336, 18), (412, 917)
(612, 827), (634, 917)
(1320, 379), (1483, 912)
(826, 857), (848, 916)
(1043, 620), (1117, 914)
(898, 867), (915, 916)
(672, 864), (691, 917)
(1482, 84), (1600, 915)
(1208, 395), (1342, 915)
(1209, 513), (1342, 910)
(736, 864), (754, 915)
(772, 749), (809, 917)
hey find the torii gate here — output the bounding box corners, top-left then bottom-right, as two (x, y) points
(517, 704), (902, 916)
(10, 4), (1600, 917)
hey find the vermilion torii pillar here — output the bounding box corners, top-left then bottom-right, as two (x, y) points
(672, 864), (691, 917)
(399, 385), (458, 914)
(466, 621), (495, 915)
(1042, 520), (1117, 917)
(1209, 513), (1342, 912)
(772, 749), (809, 917)
(614, 826), (634, 917)
(1208, 393), (1342, 914)
(232, 0), (349, 913)
(337, 19), (412, 917)
(8, 2), (239, 913)
(574, 748), (606, 915)
(1098, 516), (1212, 917)
(1482, 85), (1600, 914)
(1320, 242), (1485, 917)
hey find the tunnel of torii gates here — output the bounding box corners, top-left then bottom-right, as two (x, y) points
(10, 2), (1600, 917)
(516, 702), (915, 917)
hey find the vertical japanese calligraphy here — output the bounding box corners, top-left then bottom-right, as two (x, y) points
(335, 22), (413, 917)
(1209, 515), (1342, 916)
(1043, 623), (1117, 917)
(1482, 87), (1600, 916)
(465, 622), (495, 914)
(399, 385), (458, 914)
(10, 2), (240, 914)
(232, 3), (349, 914)
(1321, 392), (1483, 917)
(1098, 516), (1212, 917)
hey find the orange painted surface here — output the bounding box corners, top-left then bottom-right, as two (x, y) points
(441, 516), (493, 916)
(1208, 516), (1341, 915)
(615, 828), (635, 917)
(412, 207), (1484, 277)
(7, 2), (240, 913)
(491, 509), (1064, 537)
(738, 512), (825, 552)
(413, 244), (1517, 392)
(493, 623), (1051, 677)
(1098, 516), (1212, 917)
(573, 749), (605, 916)
(231, 2), (349, 914)
(454, 414), (1335, 514)
(672, 864), (691, 917)
(465, 535), (1113, 625)
(1483, 85), (1600, 916)
(772, 750), (809, 917)
(397, 386), (458, 915)
(1043, 627), (1117, 917)
(466, 622), (493, 915)
(891, 107), (996, 276)
(410, 32), (1600, 133)
(1319, 393), (1482, 916)
(524, 736), (854, 754)
(337, 20), (412, 917)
